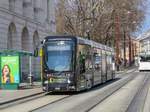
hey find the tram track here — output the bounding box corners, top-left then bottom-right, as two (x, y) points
(86, 72), (148, 112)
(0, 92), (46, 110)
(125, 72), (150, 112)
(31, 69), (137, 112)
(83, 71), (139, 112)
(29, 94), (72, 112)
(0, 94), (72, 112)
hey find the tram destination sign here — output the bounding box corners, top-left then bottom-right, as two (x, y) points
(47, 45), (71, 51)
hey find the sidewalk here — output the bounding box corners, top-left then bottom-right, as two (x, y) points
(0, 84), (43, 105)
(115, 65), (137, 76)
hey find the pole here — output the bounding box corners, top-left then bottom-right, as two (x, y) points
(115, 13), (120, 71)
(132, 42), (135, 63)
(123, 29), (126, 67)
(29, 56), (32, 85)
(129, 35), (132, 66)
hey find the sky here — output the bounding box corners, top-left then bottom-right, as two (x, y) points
(138, 0), (150, 36)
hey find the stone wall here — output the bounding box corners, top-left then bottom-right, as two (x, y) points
(0, 0), (56, 82)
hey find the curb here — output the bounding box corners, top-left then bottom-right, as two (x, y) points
(0, 91), (44, 106)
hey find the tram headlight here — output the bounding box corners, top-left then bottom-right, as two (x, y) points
(44, 80), (48, 84)
(67, 79), (71, 84)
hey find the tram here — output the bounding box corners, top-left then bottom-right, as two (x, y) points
(41, 36), (115, 92)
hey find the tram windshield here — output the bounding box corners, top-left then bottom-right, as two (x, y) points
(44, 40), (74, 72)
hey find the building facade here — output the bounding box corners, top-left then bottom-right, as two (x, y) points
(140, 39), (150, 53)
(138, 30), (150, 54)
(120, 36), (140, 66)
(0, 0), (56, 51)
(0, 0), (56, 82)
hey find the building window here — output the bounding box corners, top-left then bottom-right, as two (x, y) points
(33, 0), (41, 21)
(7, 23), (17, 49)
(9, 0), (15, 11)
(23, 0), (28, 17)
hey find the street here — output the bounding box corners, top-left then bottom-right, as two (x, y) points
(0, 0), (150, 112)
(0, 69), (150, 112)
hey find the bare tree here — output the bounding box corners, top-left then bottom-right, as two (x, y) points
(56, 0), (147, 46)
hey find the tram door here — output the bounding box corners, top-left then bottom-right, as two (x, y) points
(77, 44), (93, 90)
(101, 50), (107, 82)
(93, 48), (102, 85)
(106, 51), (113, 80)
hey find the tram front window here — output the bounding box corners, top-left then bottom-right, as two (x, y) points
(45, 40), (74, 72)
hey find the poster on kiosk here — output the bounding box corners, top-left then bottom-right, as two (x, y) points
(1, 56), (20, 84)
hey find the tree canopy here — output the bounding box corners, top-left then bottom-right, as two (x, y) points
(56, 0), (147, 46)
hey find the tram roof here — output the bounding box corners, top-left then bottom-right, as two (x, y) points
(76, 36), (113, 51)
(44, 36), (114, 51)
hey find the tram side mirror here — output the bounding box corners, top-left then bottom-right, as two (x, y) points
(41, 39), (46, 45)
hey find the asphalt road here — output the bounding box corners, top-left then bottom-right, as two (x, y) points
(1, 70), (150, 112)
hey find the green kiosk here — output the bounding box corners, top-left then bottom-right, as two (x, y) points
(0, 50), (32, 90)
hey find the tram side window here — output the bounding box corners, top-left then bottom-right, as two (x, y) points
(106, 54), (112, 70)
(78, 45), (91, 74)
(85, 52), (92, 70)
(79, 52), (86, 73)
(93, 53), (101, 70)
